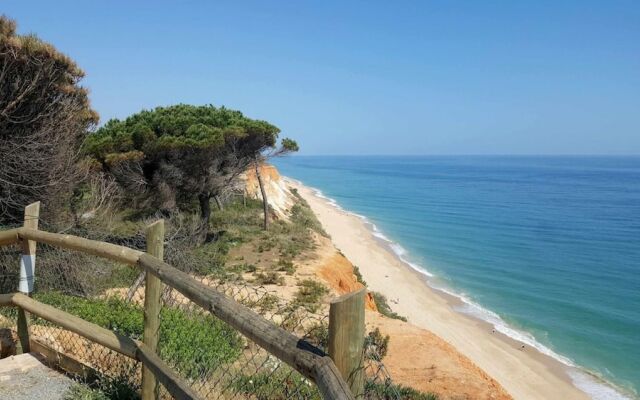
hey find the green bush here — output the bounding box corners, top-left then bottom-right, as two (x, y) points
(159, 307), (243, 378)
(276, 258), (295, 275)
(371, 292), (407, 322)
(63, 376), (139, 400)
(64, 383), (110, 400)
(253, 271), (285, 286)
(365, 327), (390, 360)
(232, 370), (321, 400)
(352, 265), (367, 285)
(36, 292), (143, 338)
(35, 292), (242, 379)
(365, 380), (438, 400)
(293, 279), (328, 312)
(289, 203), (327, 237)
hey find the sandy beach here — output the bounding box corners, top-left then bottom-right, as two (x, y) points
(287, 178), (591, 400)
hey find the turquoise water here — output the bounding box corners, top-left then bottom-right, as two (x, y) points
(274, 156), (640, 399)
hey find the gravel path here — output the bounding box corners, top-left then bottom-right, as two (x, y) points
(0, 353), (75, 400)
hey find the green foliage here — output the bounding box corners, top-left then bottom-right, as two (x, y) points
(64, 384), (109, 400)
(276, 258), (295, 275)
(371, 292), (407, 322)
(365, 327), (390, 361)
(35, 292), (242, 379)
(159, 306), (243, 379)
(231, 370), (321, 400)
(288, 193), (327, 237)
(180, 196), (320, 279)
(36, 292), (144, 338)
(305, 323), (329, 349)
(353, 265), (366, 285)
(190, 231), (238, 276)
(280, 138), (299, 152)
(253, 271), (285, 286)
(0, 15), (98, 224)
(247, 293), (279, 312)
(364, 381), (438, 400)
(293, 279), (328, 312)
(82, 104), (288, 220)
(63, 377), (139, 400)
(85, 105), (270, 160)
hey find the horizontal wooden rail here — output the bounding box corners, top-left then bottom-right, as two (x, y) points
(17, 228), (142, 265)
(0, 228), (20, 246)
(138, 254), (354, 399)
(0, 293), (198, 400)
(2, 228), (355, 400)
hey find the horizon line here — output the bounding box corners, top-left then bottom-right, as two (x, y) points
(285, 153), (640, 157)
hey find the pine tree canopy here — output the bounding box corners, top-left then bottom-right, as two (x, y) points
(82, 104), (282, 217)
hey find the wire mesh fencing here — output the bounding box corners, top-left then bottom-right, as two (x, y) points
(0, 220), (405, 400)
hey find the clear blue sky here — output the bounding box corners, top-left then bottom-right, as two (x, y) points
(4, 1), (639, 155)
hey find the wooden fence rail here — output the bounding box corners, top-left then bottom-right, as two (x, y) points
(0, 293), (198, 400)
(0, 225), (355, 400)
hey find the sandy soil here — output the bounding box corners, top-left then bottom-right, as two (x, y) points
(288, 178), (590, 400)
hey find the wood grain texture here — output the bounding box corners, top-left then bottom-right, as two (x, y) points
(142, 219), (164, 400)
(21, 202), (39, 255)
(0, 229), (20, 246)
(16, 202), (40, 354)
(17, 228), (143, 265)
(328, 288), (366, 398)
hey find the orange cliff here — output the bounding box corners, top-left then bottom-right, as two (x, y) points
(318, 251), (378, 312)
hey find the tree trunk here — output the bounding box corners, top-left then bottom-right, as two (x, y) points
(255, 160), (269, 231)
(198, 193), (211, 226)
(214, 195), (224, 211)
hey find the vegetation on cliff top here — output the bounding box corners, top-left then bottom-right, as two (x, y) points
(83, 104), (297, 227)
(0, 15), (98, 224)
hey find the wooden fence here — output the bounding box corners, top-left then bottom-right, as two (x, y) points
(0, 202), (367, 400)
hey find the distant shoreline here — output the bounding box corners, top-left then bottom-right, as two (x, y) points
(285, 176), (635, 400)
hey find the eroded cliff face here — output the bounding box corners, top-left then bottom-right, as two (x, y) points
(318, 252), (378, 311)
(242, 164), (294, 220)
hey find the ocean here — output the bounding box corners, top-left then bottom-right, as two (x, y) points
(273, 155), (640, 399)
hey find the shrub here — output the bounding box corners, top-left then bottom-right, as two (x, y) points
(365, 327), (390, 360)
(305, 323), (329, 349)
(290, 203), (327, 237)
(371, 292), (407, 322)
(64, 383), (110, 400)
(63, 376), (139, 400)
(232, 370), (321, 400)
(35, 292), (242, 379)
(253, 271), (285, 286)
(159, 307), (243, 379)
(252, 293), (279, 312)
(353, 265), (366, 285)
(365, 381), (438, 400)
(293, 280), (328, 312)
(0, 15), (98, 224)
(276, 258), (295, 275)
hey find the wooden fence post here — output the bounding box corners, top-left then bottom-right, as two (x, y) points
(141, 219), (164, 400)
(16, 201), (40, 354)
(328, 288), (366, 399)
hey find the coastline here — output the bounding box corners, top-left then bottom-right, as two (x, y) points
(286, 176), (628, 400)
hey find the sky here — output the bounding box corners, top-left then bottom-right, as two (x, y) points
(3, 1), (639, 155)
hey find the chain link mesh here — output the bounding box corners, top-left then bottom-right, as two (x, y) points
(0, 219), (404, 399)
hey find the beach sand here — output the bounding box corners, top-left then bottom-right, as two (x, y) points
(288, 178), (590, 400)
